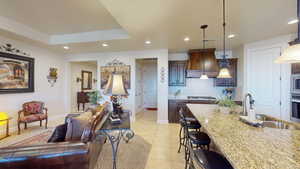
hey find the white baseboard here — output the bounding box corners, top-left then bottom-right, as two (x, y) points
(157, 119), (169, 124)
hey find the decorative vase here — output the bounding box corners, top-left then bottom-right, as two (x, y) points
(219, 106), (231, 114)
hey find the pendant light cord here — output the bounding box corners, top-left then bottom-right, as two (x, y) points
(223, 0), (226, 61)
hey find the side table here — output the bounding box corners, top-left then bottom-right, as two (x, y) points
(0, 117), (12, 140)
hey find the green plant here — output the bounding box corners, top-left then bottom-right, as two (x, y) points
(217, 97), (237, 108)
(87, 91), (103, 105)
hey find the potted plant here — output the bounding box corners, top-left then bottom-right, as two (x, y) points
(217, 97), (237, 114)
(87, 91), (103, 108)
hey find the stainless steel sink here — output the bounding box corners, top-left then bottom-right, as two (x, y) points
(256, 114), (300, 130)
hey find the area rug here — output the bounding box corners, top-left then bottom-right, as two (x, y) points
(10, 130), (52, 147)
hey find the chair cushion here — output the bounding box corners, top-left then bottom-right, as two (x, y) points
(65, 112), (93, 141)
(193, 150), (233, 169)
(48, 123), (67, 142)
(19, 114), (47, 123)
(23, 102), (44, 115)
(189, 131), (211, 145)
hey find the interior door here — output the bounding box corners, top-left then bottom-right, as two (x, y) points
(143, 60), (158, 108)
(247, 47), (282, 118)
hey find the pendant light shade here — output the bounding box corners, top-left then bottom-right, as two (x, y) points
(217, 67), (231, 78)
(200, 74), (209, 80)
(275, 42), (300, 63)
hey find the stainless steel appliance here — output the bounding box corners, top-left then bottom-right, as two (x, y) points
(291, 74), (300, 94)
(187, 96), (217, 101)
(291, 95), (300, 122)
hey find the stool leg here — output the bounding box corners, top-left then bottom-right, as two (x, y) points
(178, 126), (183, 153)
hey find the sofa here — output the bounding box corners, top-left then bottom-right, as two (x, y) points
(0, 102), (110, 169)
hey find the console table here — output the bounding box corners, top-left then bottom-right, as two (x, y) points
(0, 117), (12, 140)
(77, 91), (91, 111)
(97, 111), (134, 169)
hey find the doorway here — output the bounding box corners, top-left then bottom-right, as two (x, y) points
(135, 59), (158, 118)
(70, 61), (97, 112)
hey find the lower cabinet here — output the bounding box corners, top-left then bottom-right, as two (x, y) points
(168, 99), (216, 123)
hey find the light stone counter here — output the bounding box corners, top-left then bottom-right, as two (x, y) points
(187, 104), (300, 169)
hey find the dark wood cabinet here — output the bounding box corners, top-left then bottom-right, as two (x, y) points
(214, 58), (238, 87)
(169, 61), (186, 86)
(187, 48), (219, 78)
(77, 91), (91, 111)
(292, 63), (300, 74)
(168, 99), (216, 123)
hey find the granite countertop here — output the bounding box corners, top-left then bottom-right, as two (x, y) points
(187, 104), (300, 169)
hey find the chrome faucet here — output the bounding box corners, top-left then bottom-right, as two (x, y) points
(243, 93), (255, 116)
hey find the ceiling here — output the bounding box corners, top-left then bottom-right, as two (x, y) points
(0, 0), (297, 54)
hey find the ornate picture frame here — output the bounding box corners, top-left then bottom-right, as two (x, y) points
(81, 70), (92, 90)
(0, 50), (34, 94)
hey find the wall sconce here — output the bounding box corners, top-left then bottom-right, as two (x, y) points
(76, 77), (82, 83)
(47, 68), (58, 87)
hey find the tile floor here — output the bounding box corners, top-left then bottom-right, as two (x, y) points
(0, 110), (185, 169)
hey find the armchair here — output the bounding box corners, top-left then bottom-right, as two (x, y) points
(18, 101), (48, 134)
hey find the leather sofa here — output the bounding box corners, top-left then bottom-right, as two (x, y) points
(0, 103), (110, 169)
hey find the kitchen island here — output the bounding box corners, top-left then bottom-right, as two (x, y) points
(187, 104), (300, 169)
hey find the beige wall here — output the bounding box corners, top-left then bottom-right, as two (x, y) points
(0, 36), (67, 133)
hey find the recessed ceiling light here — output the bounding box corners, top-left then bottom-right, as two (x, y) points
(228, 34), (236, 39)
(288, 19), (299, 25)
(63, 46), (69, 50)
(145, 40), (151, 45)
(184, 37), (190, 42)
(102, 43), (109, 47)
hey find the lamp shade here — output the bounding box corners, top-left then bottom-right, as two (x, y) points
(275, 44), (300, 63)
(0, 112), (8, 126)
(217, 67), (232, 78)
(103, 73), (128, 96)
(200, 74), (209, 80)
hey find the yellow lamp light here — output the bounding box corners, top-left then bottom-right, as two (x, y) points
(0, 112), (8, 126)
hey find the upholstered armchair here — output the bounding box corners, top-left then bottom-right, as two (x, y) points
(18, 101), (48, 134)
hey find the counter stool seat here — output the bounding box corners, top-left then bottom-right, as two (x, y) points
(180, 119), (201, 129)
(193, 150), (233, 169)
(189, 131), (211, 149)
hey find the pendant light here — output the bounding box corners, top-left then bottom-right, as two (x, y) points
(275, 0), (300, 63)
(200, 25), (209, 80)
(217, 0), (232, 78)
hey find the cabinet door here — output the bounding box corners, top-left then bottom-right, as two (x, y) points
(169, 62), (178, 86)
(168, 100), (179, 123)
(292, 63), (300, 74)
(177, 62), (186, 86)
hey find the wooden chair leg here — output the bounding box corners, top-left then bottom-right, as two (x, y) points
(25, 123), (27, 129)
(40, 120), (42, 127)
(45, 118), (48, 129)
(18, 123), (21, 135)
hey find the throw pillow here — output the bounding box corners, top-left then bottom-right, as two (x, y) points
(47, 123), (67, 142)
(65, 112), (93, 141)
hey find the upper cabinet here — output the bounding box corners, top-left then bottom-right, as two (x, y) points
(169, 61), (187, 86)
(292, 63), (300, 74)
(214, 58), (238, 87)
(186, 48), (219, 78)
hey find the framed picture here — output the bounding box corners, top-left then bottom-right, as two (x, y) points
(0, 52), (34, 94)
(101, 65), (131, 89)
(81, 70), (92, 90)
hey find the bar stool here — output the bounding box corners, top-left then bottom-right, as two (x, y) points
(178, 109), (201, 153)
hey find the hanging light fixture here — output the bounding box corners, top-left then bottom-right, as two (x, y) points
(275, 0), (300, 63)
(217, 0), (232, 78)
(200, 25), (209, 80)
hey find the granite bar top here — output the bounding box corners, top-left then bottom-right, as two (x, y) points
(187, 104), (300, 169)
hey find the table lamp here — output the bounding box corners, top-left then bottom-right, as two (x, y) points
(0, 112), (8, 126)
(103, 73), (128, 119)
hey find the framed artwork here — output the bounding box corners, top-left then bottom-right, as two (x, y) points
(101, 59), (131, 89)
(81, 70), (92, 90)
(0, 51), (34, 94)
